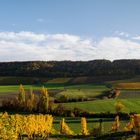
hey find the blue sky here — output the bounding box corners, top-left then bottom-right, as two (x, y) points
(1, 0), (140, 36)
(0, 0), (140, 61)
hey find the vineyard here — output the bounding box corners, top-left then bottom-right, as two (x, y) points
(0, 112), (53, 139)
(0, 112), (140, 140)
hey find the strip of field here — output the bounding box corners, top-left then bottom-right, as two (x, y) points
(0, 75), (139, 85)
(0, 84), (107, 93)
(0, 76), (51, 85)
(62, 99), (140, 113)
(0, 85), (41, 93)
(112, 82), (140, 89)
(0, 84), (66, 93)
(55, 85), (108, 100)
(53, 118), (128, 134)
(118, 89), (140, 99)
(46, 78), (71, 84)
(108, 76), (140, 84)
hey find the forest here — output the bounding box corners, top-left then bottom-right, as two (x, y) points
(0, 59), (139, 77)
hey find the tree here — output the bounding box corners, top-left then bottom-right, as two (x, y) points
(114, 101), (124, 113)
(17, 84), (25, 108)
(134, 114), (140, 140)
(111, 115), (120, 132)
(81, 117), (89, 136)
(60, 118), (74, 135)
(115, 89), (120, 97)
(26, 87), (35, 112)
(38, 86), (49, 113)
(124, 115), (135, 131)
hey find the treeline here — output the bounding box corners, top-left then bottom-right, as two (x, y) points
(0, 59), (139, 77)
(2, 84), (49, 113)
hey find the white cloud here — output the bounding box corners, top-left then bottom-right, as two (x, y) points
(96, 37), (140, 60)
(0, 31), (139, 61)
(132, 36), (140, 40)
(115, 31), (129, 37)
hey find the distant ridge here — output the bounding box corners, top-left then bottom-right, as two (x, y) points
(0, 59), (139, 77)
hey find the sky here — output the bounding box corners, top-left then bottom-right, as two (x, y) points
(0, 0), (140, 61)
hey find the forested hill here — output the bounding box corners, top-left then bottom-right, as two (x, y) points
(0, 59), (139, 77)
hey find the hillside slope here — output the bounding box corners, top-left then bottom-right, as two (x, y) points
(0, 59), (139, 77)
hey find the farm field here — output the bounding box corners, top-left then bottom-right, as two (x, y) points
(0, 85), (41, 93)
(118, 89), (140, 99)
(1, 0), (140, 138)
(0, 83), (109, 108)
(0, 112), (130, 139)
(0, 76), (140, 107)
(62, 99), (140, 113)
(0, 77), (140, 139)
(54, 84), (108, 100)
(53, 118), (128, 134)
(108, 75), (140, 84)
(112, 82), (140, 89)
(0, 83), (108, 96)
(0, 76), (139, 139)
(0, 76), (50, 85)
(46, 77), (71, 84)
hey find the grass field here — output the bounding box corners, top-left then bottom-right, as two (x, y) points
(46, 78), (71, 84)
(0, 83), (108, 93)
(119, 89), (140, 99)
(53, 118), (128, 134)
(0, 85), (41, 93)
(62, 99), (140, 113)
(0, 76), (139, 139)
(108, 75), (140, 84)
(0, 84), (109, 106)
(111, 82), (140, 89)
(0, 76), (140, 114)
(0, 76), (50, 85)
(55, 85), (108, 100)
(0, 75), (139, 85)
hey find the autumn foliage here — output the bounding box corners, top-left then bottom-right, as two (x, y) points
(114, 101), (125, 113)
(60, 118), (74, 135)
(38, 86), (49, 113)
(81, 117), (89, 135)
(0, 112), (53, 139)
(111, 115), (120, 132)
(134, 114), (140, 140)
(17, 84), (26, 108)
(124, 115), (135, 131)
